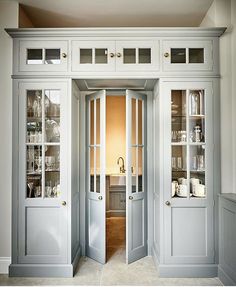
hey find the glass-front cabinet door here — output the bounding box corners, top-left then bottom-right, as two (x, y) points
(116, 40), (159, 71)
(18, 82), (68, 264)
(19, 41), (68, 72)
(72, 41), (116, 72)
(163, 81), (214, 264)
(162, 40), (213, 72)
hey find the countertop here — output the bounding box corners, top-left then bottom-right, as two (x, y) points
(218, 193), (236, 204)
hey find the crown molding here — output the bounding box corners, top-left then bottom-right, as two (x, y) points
(5, 27), (226, 38)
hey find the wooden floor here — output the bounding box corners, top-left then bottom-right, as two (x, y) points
(106, 216), (125, 261)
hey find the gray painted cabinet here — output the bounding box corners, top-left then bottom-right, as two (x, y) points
(219, 194), (236, 286)
(7, 27), (225, 278)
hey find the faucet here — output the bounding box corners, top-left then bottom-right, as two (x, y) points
(117, 157), (126, 173)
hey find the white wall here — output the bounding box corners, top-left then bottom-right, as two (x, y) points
(0, 0), (18, 274)
(200, 0), (236, 194)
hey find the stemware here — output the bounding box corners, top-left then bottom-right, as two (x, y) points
(27, 182), (34, 198)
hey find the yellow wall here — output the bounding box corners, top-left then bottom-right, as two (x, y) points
(106, 96), (126, 174)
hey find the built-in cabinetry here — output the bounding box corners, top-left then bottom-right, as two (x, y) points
(219, 194), (236, 286)
(7, 27), (225, 278)
(162, 81), (214, 268)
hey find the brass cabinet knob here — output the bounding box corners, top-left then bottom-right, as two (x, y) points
(98, 195), (103, 200)
(62, 53), (67, 58)
(164, 52), (170, 58)
(62, 201), (67, 206)
(117, 52), (122, 58)
(165, 201), (171, 206)
(129, 196), (133, 200)
(110, 53), (115, 58)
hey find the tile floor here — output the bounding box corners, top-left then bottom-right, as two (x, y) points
(0, 217), (222, 286)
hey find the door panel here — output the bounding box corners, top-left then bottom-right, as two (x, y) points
(18, 82), (68, 264)
(126, 90), (147, 264)
(86, 90), (106, 264)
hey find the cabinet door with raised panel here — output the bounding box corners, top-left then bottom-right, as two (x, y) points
(18, 82), (68, 264)
(163, 81), (214, 264)
(162, 40), (213, 72)
(116, 41), (159, 72)
(72, 41), (116, 72)
(19, 40), (69, 72)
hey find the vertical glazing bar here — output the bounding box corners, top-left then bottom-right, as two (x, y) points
(136, 99), (138, 193)
(94, 99), (97, 193)
(186, 89), (190, 199)
(42, 89), (45, 198)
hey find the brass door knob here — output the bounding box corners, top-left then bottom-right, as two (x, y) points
(117, 52), (122, 58)
(110, 53), (115, 58)
(164, 52), (170, 58)
(62, 201), (67, 206)
(165, 201), (171, 206)
(98, 195), (103, 200)
(129, 196), (133, 200)
(62, 53), (67, 58)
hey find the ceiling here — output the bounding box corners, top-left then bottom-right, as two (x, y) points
(14, 0), (213, 27)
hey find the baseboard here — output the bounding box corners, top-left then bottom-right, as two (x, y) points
(9, 263), (74, 277)
(218, 265), (236, 286)
(0, 257), (10, 274)
(72, 245), (81, 275)
(159, 264), (218, 278)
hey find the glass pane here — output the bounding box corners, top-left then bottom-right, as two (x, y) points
(132, 98), (136, 145)
(189, 90), (205, 116)
(45, 145), (60, 198)
(45, 90), (60, 143)
(80, 48), (92, 64)
(138, 100), (143, 145)
(139, 48), (151, 64)
(96, 148), (100, 193)
(172, 145), (187, 198)
(26, 145), (42, 198)
(171, 90), (186, 143)
(189, 48), (204, 63)
(190, 145), (206, 198)
(95, 49), (108, 64)
(138, 147), (143, 192)
(171, 48), (186, 64)
(132, 147), (136, 193)
(124, 48), (136, 64)
(27, 90), (42, 143)
(90, 100), (94, 145)
(27, 49), (43, 64)
(90, 147), (94, 192)
(45, 49), (60, 64)
(96, 99), (100, 144)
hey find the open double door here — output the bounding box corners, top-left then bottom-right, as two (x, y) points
(86, 90), (147, 264)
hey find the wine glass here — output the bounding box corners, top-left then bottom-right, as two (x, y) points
(27, 182), (34, 198)
(35, 156), (42, 172)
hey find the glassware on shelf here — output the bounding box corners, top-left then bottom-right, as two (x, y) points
(35, 156), (42, 172)
(194, 125), (202, 142)
(27, 182), (34, 198)
(34, 186), (42, 197)
(189, 90), (204, 116)
(177, 157), (182, 170)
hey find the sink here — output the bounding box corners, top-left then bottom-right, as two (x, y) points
(109, 174), (136, 186)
